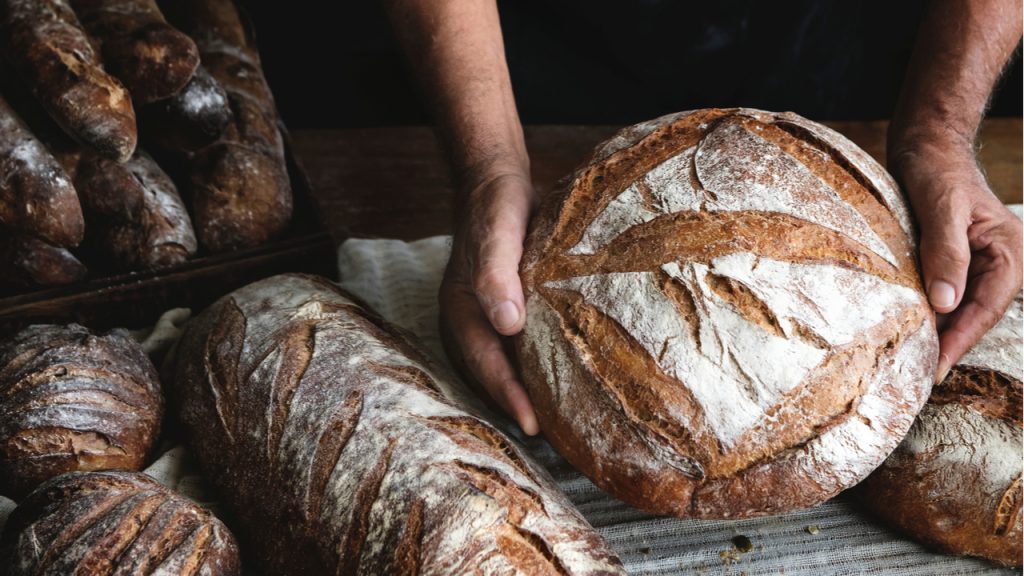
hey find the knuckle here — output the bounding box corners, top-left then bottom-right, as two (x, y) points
(472, 265), (512, 297)
(922, 238), (971, 268)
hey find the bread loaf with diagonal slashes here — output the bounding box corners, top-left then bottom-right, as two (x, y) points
(0, 470), (240, 575)
(160, 0), (293, 253)
(516, 108), (938, 518)
(70, 0), (200, 104)
(859, 292), (1022, 566)
(173, 273), (624, 575)
(75, 149), (198, 271)
(0, 324), (163, 499)
(0, 93), (84, 248)
(0, 233), (86, 287)
(2, 0), (137, 161)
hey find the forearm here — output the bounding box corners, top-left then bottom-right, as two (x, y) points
(890, 0), (1022, 163)
(384, 0), (528, 194)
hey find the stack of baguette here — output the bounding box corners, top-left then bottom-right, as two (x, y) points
(0, 0), (293, 290)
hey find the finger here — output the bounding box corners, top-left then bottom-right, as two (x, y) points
(934, 267), (1017, 383)
(469, 180), (533, 336)
(917, 196), (972, 314)
(441, 283), (539, 435)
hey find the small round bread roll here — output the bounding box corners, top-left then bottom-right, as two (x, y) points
(516, 108), (938, 518)
(859, 293), (1022, 567)
(0, 324), (163, 499)
(0, 470), (240, 575)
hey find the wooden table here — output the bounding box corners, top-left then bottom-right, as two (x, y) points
(292, 119), (1022, 242)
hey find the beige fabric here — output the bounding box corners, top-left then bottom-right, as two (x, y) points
(2, 207), (1021, 575)
(334, 232), (1020, 576)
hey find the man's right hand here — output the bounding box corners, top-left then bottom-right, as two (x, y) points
(384, 1), (540, 433)
(440, 171), (539, 435)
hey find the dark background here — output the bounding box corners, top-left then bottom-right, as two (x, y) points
(246, 1), (1022, 129)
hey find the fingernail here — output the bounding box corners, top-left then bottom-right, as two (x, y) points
(490, 301), (520, 332)
(929, 281), (956, 309)
(519, 411), (540, 436)
(934, 353), (951, 384)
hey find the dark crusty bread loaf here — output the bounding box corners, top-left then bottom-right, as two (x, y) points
(1, 0), (137, 161)
(858, 292), (1022, 567)
(0, 324), (162, 499)
(0, 470), (240, 575)
(70, 0), (200, 104)
(161, 0), (292, 253)
(516, 108), (938, 518)
(75, 149), (197, 271)
(0, 93), (84, 247)
(141, 65), (232, 153)
(0, 233), (86, 287)
(173, 273), (624, 575)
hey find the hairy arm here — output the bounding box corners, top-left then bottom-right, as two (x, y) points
(384, 0), (538, 434)
(889, 0), (1023, 381)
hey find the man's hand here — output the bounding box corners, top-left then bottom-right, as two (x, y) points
(440, 172), (538, 435)
(893, 138), (1023, 381)
(385, 0), (540, 433)
(890, 0), (1022, 381)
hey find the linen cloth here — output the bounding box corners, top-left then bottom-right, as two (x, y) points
(2, 209), (1021, 575)
(332, 234), (1020, 576)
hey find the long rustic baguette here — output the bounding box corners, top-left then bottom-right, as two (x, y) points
(1, 0), (137, 161)
(160, 0), (292, 253)
(70, 0), (200, 104)
(0, 471), (240, 575)
(0, 324), (162, 499)
(0, 233), (86, 287)
(0, 93), (84, 247)
(173, 273), (624, 575)
(75, 149), (197, 271)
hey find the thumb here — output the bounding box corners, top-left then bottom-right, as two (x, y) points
(917, 200), (971, 314)
(468, 175), (533, 336)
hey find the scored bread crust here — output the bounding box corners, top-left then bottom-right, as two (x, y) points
(859, 293), (1023, 567)
(517, 108), (938, 518)
(70, 0), (200, 104)
(173, 273), (624, 575)
(0, 470), (240, 575)
(74, 149), (198, 271)
(0, 94), (85, 248)
(160, 0), (293, 253)
(0, 324), (163, 499)
(2, 0), (137, 161)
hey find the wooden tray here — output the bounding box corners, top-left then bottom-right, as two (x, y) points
(0, 135), (339, 336)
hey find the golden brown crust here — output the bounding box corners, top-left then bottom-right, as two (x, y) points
(0, 233), (86, 287)
(161, 0), (292, 253)
(74, 149), (197, 271)
(0, 470), (240, 575)
(173, 273), (624, 575)
(858, 294), (1023, 567)
(70, 0), (200, 104)
(2, 0), (137, 161)
(0, 94), (84, 247)
(140, 65), (232, 152)
(0, 324), (162, 498)
(517, 108), (937, 518)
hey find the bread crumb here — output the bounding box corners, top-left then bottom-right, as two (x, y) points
(719, 549), (741, 564)
(806, 524), (820, 535)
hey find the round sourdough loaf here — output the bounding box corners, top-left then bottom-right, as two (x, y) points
(516, 108), (939, 518)
(859, 293), (1022, 566)
(0, 470), (240, 575)
(0, 324), (163, 499)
